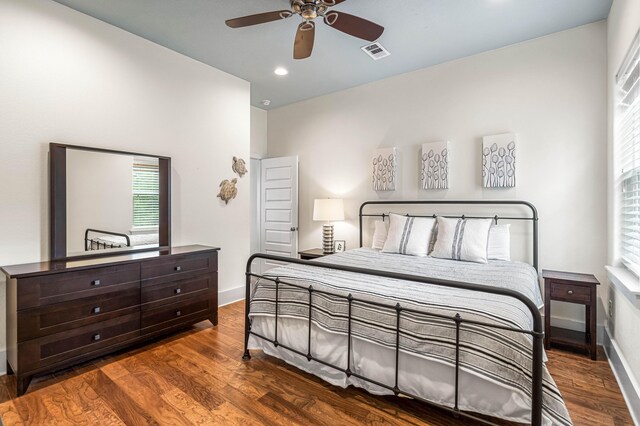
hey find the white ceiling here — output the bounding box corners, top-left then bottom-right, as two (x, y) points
(53, 0), (612, 109)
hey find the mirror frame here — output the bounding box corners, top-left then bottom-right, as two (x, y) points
(49, 143), (171, 260)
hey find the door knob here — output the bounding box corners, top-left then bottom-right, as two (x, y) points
(290, 227), (298, 232)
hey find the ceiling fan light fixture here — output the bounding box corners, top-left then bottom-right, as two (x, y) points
(301, 8), (317, 20)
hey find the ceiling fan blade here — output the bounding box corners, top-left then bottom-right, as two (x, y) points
(294, 21), (315, 59)
(323, 11), (384, 42)
(226, 10), (292, 28)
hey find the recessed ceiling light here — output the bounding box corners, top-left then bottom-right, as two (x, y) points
(274, 67), (288, 76)
(261, 100), (271, 106)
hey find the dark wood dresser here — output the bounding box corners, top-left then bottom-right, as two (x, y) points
(1, 245), (219, 396)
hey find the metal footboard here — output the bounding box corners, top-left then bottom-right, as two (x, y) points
(243, 253), (544, 426)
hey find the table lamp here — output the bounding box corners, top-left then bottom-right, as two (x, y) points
(313, 198), (345, 254)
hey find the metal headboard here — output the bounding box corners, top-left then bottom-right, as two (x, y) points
(358, 200), (539, 271)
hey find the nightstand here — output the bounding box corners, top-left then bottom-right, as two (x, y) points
(299, 248), (327, 260)
(543, 270), (600, 360)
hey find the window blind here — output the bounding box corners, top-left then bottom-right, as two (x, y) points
(617, 30), (640, 274)
(132, 162), (159, 228)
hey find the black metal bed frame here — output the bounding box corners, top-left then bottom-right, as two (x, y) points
(243, 200), (543, 425)
(84, 228), (131, 251)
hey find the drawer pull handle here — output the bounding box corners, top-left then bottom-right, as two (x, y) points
(176, 310), (182, 317)
(567, 290), (574, 295)
(175, 288), (181, 295)
(174, 266), (182, 272)
(92, 306), (101, 314)
(92, 279), (101, 286)
(93, 334), (101, 341)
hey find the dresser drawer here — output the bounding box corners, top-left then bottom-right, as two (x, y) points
(550, 281), (591, 303)
(141, 252), (217, 284)
(18, 313), (140, 372)
(18, 263), (140, 309)
(142, 276), (212, 308)
(141, 296), (210, 335)
(18, 286), (140, 341)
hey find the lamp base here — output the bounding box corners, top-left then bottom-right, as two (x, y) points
(322, 224), (334, 254)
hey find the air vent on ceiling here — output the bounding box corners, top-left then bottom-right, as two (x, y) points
(361, 42), (390, 61)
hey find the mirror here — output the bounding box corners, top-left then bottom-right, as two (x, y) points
(50, 143), (171, 260)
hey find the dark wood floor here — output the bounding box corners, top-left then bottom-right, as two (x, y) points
(0, 302), (632, 425)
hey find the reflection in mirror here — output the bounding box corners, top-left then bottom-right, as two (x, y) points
(66, 149), (160, 256)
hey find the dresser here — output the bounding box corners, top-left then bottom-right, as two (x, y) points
(1, 245), (219, 396)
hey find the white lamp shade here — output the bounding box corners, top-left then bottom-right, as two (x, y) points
(313, 199), (345, 222)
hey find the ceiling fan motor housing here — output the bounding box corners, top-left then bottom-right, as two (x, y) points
(292, 0), (328, 21)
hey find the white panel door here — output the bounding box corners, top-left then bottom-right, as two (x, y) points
(249, 158), (262, 275)
(260, 156), (298, 271)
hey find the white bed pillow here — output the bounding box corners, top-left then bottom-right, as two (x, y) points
(488, 224), (511, 261)
(430, 217), (492, 263)
(371, 220), (388, 250)
(382, 214), (436, 257)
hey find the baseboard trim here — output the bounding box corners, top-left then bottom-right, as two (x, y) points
(604, 326), (640, 425)
(219, 285), (245, 307)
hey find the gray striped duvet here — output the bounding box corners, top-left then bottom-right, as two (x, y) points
(249, 248), (571, 425)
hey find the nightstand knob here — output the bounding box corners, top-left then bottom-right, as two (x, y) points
(567, 290), (574, 295)
(176, 310), (182, 317)
(93, 334), (101, 341)
(92, 306), (101, 314)
(174, 266), (181, 272)
(175, 288), (181, 295)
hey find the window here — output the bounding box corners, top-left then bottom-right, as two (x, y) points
(132, 161), (159, 229)
(617, 30), (640, 275)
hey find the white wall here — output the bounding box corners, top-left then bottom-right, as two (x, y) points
(0, 0), (251, 369)
(66, 150), (135, 253)
(268, 22), (608, 329)
(251, 106), (268, 158)
(607, 0), (640, 397)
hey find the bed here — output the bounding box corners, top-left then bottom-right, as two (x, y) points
(84, 228), (159, 251)
(244, 200), (571, 426)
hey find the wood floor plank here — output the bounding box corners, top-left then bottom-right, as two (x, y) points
(0, 402), (24, 426)
(39, 383), (95, 426)
(11, 389), (59, 425)
(104, 370), (195, 426)
(0, 302), (633, 426)
(145, 345), (230, 407)
(83, 369), (159, 426)
(59, 374), (125, 426)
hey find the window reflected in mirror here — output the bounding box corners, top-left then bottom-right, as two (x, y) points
(66, 149), (160, 256)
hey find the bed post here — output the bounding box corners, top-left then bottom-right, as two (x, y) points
(243, 255), (255, 361)
(359, 203), (365, 248)
(531, 308), (544, 426)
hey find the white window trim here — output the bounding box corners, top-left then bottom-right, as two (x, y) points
(606, 265), (640, 309)
(615, 27), (640, 280)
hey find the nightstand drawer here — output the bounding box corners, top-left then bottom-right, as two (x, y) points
(550, 281), (591, 303)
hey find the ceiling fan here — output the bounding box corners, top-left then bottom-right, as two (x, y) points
(226, 0), (384, 60)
